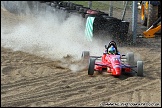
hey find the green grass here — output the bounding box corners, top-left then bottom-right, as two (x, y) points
(69, 1), (110, 11)
(68, 1), (133, 11)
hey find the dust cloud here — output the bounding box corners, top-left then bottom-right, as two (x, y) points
(1, 1), (113, 72)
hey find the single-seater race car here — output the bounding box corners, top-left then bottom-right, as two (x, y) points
(81, 41), (143, 77)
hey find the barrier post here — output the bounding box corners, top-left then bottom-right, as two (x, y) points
(132, 1), (138, 43)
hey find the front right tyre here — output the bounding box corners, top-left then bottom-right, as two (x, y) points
(137, 61), (143, 77)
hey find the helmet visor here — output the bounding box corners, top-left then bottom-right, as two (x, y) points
(109, 50), (116, 54)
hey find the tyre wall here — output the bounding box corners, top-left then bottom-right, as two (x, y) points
(1, 1), (130, 42)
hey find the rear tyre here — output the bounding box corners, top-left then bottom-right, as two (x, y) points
(147, 4), (158, 28)
(137, 61), (143, 77)
(75, 5), (83, 11)
(81, 51), (90, 69)
(81, 51), (90, 59)
(88, 58), (95, 75)
(126, 52), (134, 65)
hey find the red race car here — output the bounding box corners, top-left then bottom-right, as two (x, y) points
(81, 41), (143, 77)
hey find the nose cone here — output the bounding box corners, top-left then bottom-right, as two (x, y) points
(112, 67), (121, 76)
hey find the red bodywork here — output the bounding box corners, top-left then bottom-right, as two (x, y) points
(94, 53), (131, 76)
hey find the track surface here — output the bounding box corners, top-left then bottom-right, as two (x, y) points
(1, 5), (161, 107)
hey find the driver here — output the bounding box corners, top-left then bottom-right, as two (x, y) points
(108, 45), (116, 54)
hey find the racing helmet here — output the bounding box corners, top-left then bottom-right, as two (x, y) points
(108, 45), (116, 54)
